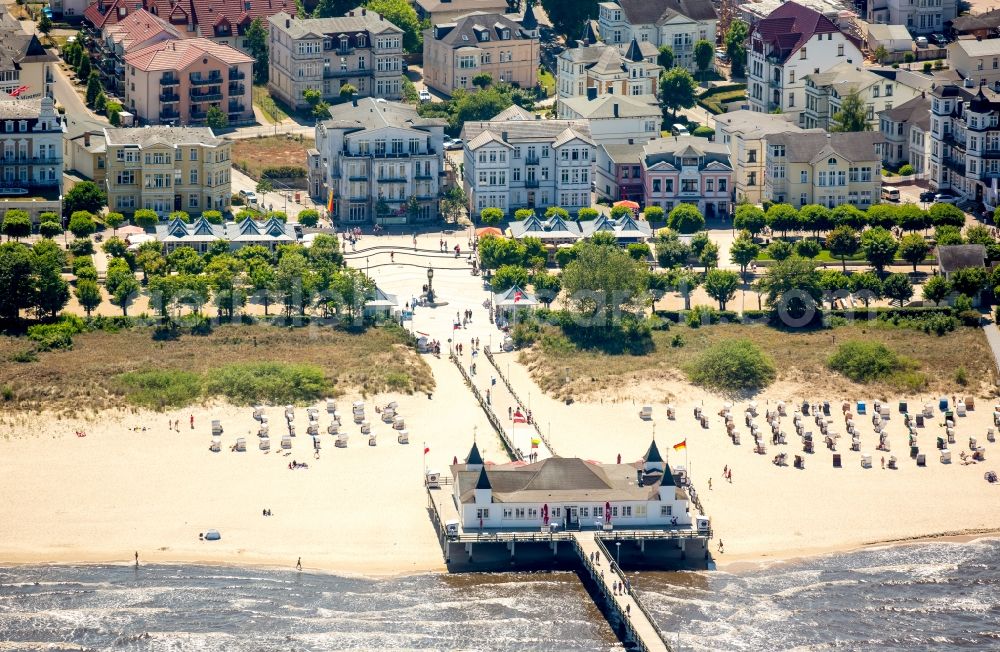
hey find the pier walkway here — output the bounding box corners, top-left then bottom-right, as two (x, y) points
(572, 532), (672, 652)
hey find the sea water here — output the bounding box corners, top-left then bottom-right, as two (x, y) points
(1, 539), (998, 651)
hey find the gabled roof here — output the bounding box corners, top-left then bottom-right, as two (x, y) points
(763, 131), (884, 164)
(492, 104), (534, 122)
(805, 62), (881, 96)
(879, 94), (931, 131)
(624, 37), (644, 63)
(431, 12), (533, 48)
(322, 97), (447, 133)
(104, 126), (224, 147)
(493, 284), (538, 307)
(124, 37), (253, 71)
(268, 8), (403, 39)
(611, 0), (717, 25)
(642, 135), (733, 170)
(953, 9), (1000, 34)
(751, 1), (846, 64)
(937, 245), (987, 274)
(104, 9), (182, 53)
(462, 114), (594, 146)
(190, 0), (294, 35)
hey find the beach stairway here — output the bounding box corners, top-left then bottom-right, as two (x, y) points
(571, 532), (670, 652)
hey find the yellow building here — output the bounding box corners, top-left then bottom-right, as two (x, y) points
(764, 131), (884, 209)
(104, 126), (232, 217)
(0, 8), (56, 100)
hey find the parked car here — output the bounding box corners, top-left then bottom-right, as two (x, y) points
(714, 48), (729, 63)
(931, 33), (948, 47)
(919, 190), (936, 203)
(445, 138), (463, 150)
(671, 123), (689, 136)
(916, 36), (929, 48)
(239, 190), (258, 207)
(934, 192), (959, 204)
(418, 89), (432, 102)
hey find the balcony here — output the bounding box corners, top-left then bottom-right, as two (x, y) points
(160, 110), (180, 121)
(228, 83), (245, 96)
(348, 195), (369, 201)
(228, 70), (246, 80)
(0, 156), (62, 165)
(414, 172), (434, 179)
(416, 194), (436, 200)
(324, 68), (362, 79)
(159, 92), (180, 102)
(189, 75), (223, 86)
(191, 91), (223, 102)
(525, 179), (540, 188)
(190, 111), (208, 120)
(159, 77), (180, 86)
(378, 175), (408, 182)
(525, 155), (540, 165)
(943, 157), (966, 176)
(228, 103), (246, 114)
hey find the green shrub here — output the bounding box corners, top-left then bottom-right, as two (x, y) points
(261, 166), (306, 179)
(955, 365), (969, 386)
(795, 239), (822, 258)
(685, 339), (776, 391)
(69, 238), (94, 256)
(26, 323), (75, 351)
(116, 369), (203, 409)
(203, 362), (330, 405)
(626, 242), (651, 260)
(827, 340), (909, 382)
(898, 164), (915, 176)
(10, 348), (37, 363)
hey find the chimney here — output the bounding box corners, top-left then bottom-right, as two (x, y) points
(501, 131), (508, 141)
(285, 18), (289, 28)
(586, 87), (597, 100)
(361, 7), (366, 15)
(613, 102), (619, 117)
(84, 133), (90, 147)
(348, 10), (354, 16)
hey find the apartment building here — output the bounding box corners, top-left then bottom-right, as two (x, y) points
(423, 10), (539, 95)
(314, 98), (447, 225)
(596, 0), (717, 73)
(746, 2), (862, 124)
(929, 83), (1000, 211)
(0, 9), (56, 100)
(866, 0), (956, 35)
(556, 40), (662, 104)
(414, 0), (510, 24)
(879, 94), (931, 174)
(596, 142), (644, 202)
(641, 137), (733, 218)
(96, 9), (182, 96)
(0, 97), (64, 222)
(84, 0), (293, 53)
(947, 39), (1000, 89)
(63, 115), (108, 185)
(267, 9), (406, 109)
(558, 92), (661, 146)
(802, 62), (921, 130)
(716, 110), (815, 205)
(104, 126), (232, 217)
(764, 131), (884, 209)
(124, 38), (254, 126)
(461, 105), (595, 215)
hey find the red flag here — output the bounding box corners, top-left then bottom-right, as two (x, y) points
(8, 86), (28, 97)
(424, 446), (430, 455)
(513, 410), (526, 424)
(514, 290), (523, 303)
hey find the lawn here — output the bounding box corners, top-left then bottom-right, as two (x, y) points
(0, 324), (434, 414)
(520, 321), (994, 401)
(253, 84), (289, 124)
(755, 248), (935, 264)
(232, 135), (315, 181)
(537, 67), (556, 97)
(698, 90), (747, 115)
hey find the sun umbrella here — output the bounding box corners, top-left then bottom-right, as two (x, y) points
(476, 227), (502, 237)
(613, 200), (640, 211)
(117, 225), (145, 235)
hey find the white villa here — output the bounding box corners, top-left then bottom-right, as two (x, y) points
(155, 216), (296, 253)
(450, 441), (692, 531)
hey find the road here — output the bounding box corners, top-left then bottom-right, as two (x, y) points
(230, 168), (322, 221)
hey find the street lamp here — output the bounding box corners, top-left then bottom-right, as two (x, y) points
(426, 267), (434, 304)
(616, 542), (621, 566)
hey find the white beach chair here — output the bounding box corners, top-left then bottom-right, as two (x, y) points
(209, 438), (221, 453)
(361, 421), (371, 435)
(285, 405), (294, 421)
(382, 408), (396, 423)
(287, 423), (296, 436)
(861, 454), (872, 468)
(639, 405), (653, 420)
(385, 401), (398, 411)
(988, 428), (996, 443)
(336, 433), (348, 447)
(252, 406), (263, 421)
(369, 433), (377, 446)
(940, 449), (952, 464)
(281, 435), (292, 450)
(328, 422), (339, 435)
(258, 424), (269, 437)
(259, 438), (270, 451)
(260, 415), (269, 426)
(211, 419), (223, 435)
(354, 411), (365, 424)
(777, 400), (786, 416)
(957, 404), (967, 417)
(307, 424), (318, 436)
(394, 416), (405, 430)
(397, 429), (409, 444)
(353, 400), (365, 413)
(235, 438), (246, 452)
(326, 398), (336, 413)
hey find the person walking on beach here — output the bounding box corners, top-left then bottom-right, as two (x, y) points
(718, 540), (724, 553)
(708, 478), (712, 490)
(296, 557), (302, 571)
(190, 415), (194, 429)
(134, 551), (139, 567)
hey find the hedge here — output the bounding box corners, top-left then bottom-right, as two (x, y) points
(261, 166), (306, 179)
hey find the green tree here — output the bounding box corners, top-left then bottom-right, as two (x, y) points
(860, 227), (899, 273)
(167, 246), (205, 275)
(492, 264), (530, 292)
(795, 239), (822, 258)
(655, 229), (691, 268)
(472, 73), (493, 89)
(134, 209), (159, 230)
(657, 44), (674, 69)
(643, 206), (664, 222)
(546, 206), (570, 220)
(298, 209), (320, 227)
(30, 239), (69, 319)
(532, 270), (561, 305)
(966, 224), (995, 246)
(755, 255), (822, 320)
(797, 204), (831, 236)
(365, 0), (423, 52)
(935, 225), (964, 245)
(68, 211), (96, 239)
(38, 12), (52, 35)
(303, 88), (322, 108)
(882, 272), (914, 306)
(542, 0), (600, 42)
(205, 106), (228, 130)
(734, 204), (766, 236)
(866, 204), (898, 229)
(202, 210), (224, 225)
(729, 231), (760, 280)
(699, 240), (719, 269)
(480, 207), (504, 225)
(922, 275), (952, 305)
(819, 269), (851, 308)
(248, 261), (276, 315)
(704, 269), (740, 310)
(849, 270), (882, 306)
(206, 254), (246, 320)
(274, 249), (313, 317)
(561, 241), (648, 331)
(77, 53), (91, 81)
(85, 71), (101, 106)
(168, 210), (190, 223)
(694, 39), (714, 80)
(929, 202), (965, 228)
(609, 204), (632, 220)
(667, 203), (705, 233)
(831, 204), (867, 230)
(659, 67), (697, 119)
(950, 266), (988, 298)
(106, 259), (139, 316)
(0, 242), (33, 321)
(896, 203), (929, 232)
(105, 212), (124, 233)
(686, 339), (775, 391)
(671, 268), (701, 310)
(63, 181), (106, 216)
(339, 83), (357, 100)
(765, 203), (799, 237)
(478, 235), (526, 272)
(95, 92), (107, 113)
(2, 210), (31, 241)
(726, 19), (749, 78)
(514, 208), (535, 221)
(39, 220), (62, 238)
(766, 239), (793, 261)
(246, 18), (269, 83)
(440, 185), (467, 223)
(75, 278), (102, 317)
(826, 225), (860, 272)
(101, 236), (129, 259)
(874, 45), (889, 64)
(899, 233), (930, 272)
(830, 91), (870, 132)
(313, 0), (354, 17)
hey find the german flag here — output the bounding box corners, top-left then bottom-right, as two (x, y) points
(673, 440), (686, 451)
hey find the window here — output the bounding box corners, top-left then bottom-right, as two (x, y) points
(748, 171), (757, 186)
(621, 506), (632, 517)
(800, 48), (807, 59)
(476, 508), (489, 519)
(681, 179), (697, 193)
(660, 505), (673, 517)
(653, 179), (661, 193)
(189, 194), (199, 208)
(190, 170), (198, 184)
(748, 149), (757, 163)
(706, 178), (714, 192)
(800, 170), (808, 183)
(594, 506), (603, 518)
(837, 44), (844, 56)
(719, 179), (727, 191)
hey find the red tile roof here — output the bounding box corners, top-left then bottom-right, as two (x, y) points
(85, 0), (195, 31)
(86, 0), (290, 35)
(104, 9), (182, 49)
(751, 1), (841, 64)
(124, 36), (254, 71)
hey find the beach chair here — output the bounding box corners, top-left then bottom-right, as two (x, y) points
(822, 401), (831, 416)
(957, 403), (967, 417)
(833, 454), (842, 468)
(939, 397), (949, 412)
(326, 398), (336, 413)
(211, 420), (223, 436)
(260, 414), (269, 426)
(253, 406), (263, 421)
(965, 397), (975, 410)
(394, 416), (405, 430)
(916, 414), (924, 428)
(336, 433), (348, 448)
(354, 411), (365, 424)
(973, 448), (986, 461)
(732, 432), (740, 445)
(328, 423), (339, 436)
(937, 436), (946, 449)
(353, 400), (365, 413)
(917, 454), (927, 467)
(700, 415), (709, 429)
(361, 421), (371, 435)
(397, 429), (409, 444)
(988, 428), (996, 443)
(382, 409), (396, 423)
(794, 455), (805, 469)
(307, 424), (318, 436)
(235, 438), (246, 452)
(285, 405), (294, 421)
(312, 435), (321, 451)
(694, 406), (703, 419)
(369, 433), (377, 446)
(888, 456), (897, 469)
(639, 406), (653, 420)
(924, 403), (935, 418)
(777, 401), (786, 416)
(260, 438), (270, 451)
(879, 405), (890, 420)
(941, 449), (952, 463)
(287, 423), (295, 436)
(861, 454), (872, 469)
(258, 424), (269, 437)
(911, 445), (920, 459)
(804, 440), (814, 453)
(851, 436), (861, 452)
(666, 404), (675, 420)
(970, 437), (979, 450)
(755, 442), (766, 454)
(898, 401), (907, 414)
(857, 401), (866, 415)
(281, 435), (292, 450)
(307, 407), (319, 417)
(209, 438), (221, 453)
(947, 430), (956, 445)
